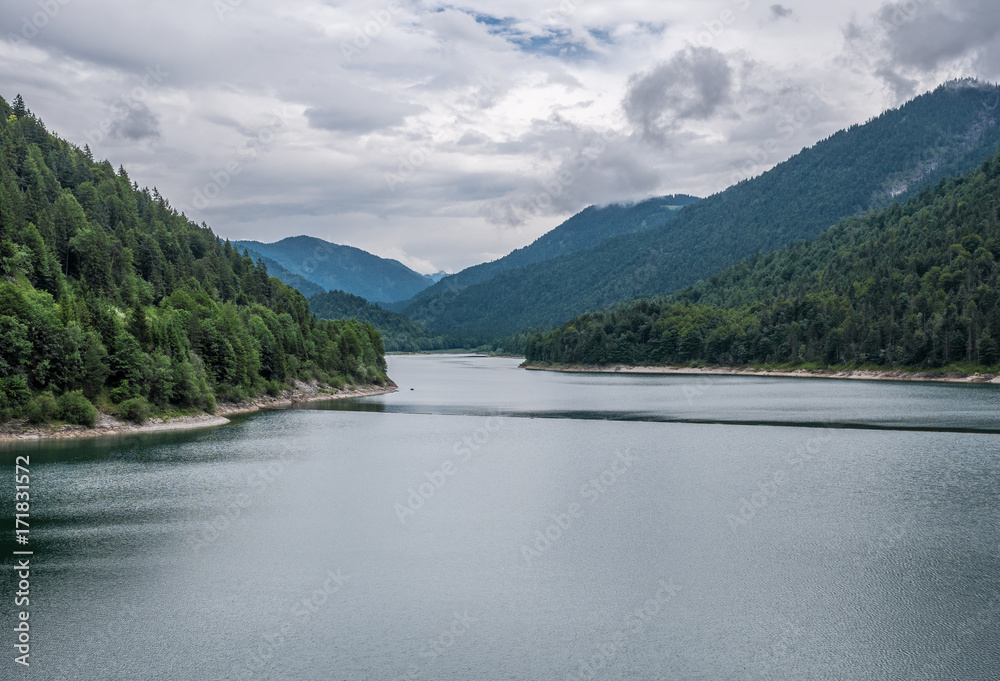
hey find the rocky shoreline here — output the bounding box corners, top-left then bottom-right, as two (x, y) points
(522, 363), (1000, 384)
(0, 381), (397, 443)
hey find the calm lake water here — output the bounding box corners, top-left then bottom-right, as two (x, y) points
(2, 354), (999, 680)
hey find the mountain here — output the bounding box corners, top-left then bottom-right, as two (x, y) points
(526, 149), (1000, 371)
(234, 235), (433, 303)
(403, 80), (1000, 341)
(392, 194), (698, 310)
(242, 249), (326, 299)
(0, 94), (387, 425)
(309, 290), (455, 352)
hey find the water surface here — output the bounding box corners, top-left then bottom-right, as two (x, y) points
(2, 355), (998, 680)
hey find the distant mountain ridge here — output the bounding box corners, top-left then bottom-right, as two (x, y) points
(241, 249), (326, 299)
(402, 79), (1000, 340)
(393, 194), (699, 310)
(234, 235), (434, 303)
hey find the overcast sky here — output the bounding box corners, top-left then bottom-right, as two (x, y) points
(3, 0), (1000, 273)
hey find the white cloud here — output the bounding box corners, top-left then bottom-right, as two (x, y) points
(1, 0), (996, 273)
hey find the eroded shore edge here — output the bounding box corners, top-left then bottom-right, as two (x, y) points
(522, 363), (1000, 384)
(0, 381), (398, 443)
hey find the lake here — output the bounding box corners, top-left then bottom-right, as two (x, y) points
(2, 354), (998, 680)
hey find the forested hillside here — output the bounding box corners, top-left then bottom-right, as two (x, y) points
(241, 247), (327, 299)
(235, 235), (433, 303)
(526, 150), (1000, 372)
(0, 94), (387, 426)
(309, 289), (456, 352)
(406, 80), (1000, 341)
(397, 194), (698, 309)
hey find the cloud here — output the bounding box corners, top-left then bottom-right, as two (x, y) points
(304, 99), (421, 134)
(5, 0), (998, 272)
(477, 119), (662, 227)
(623, 47), (734, 144)
(770, 5), (794, 20)
(843, 0), (1000, 100)
(109, 101), (160, 141)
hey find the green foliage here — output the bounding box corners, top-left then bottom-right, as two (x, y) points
(310, 289), (461, 352)
(0, 93), (387, 424)
(527, 148), (1000, 373)
(117, 396), (151, 424)
(406, 80), (1000, 341)
(56, 390), (98, 427)
(25, 392), (57, 424)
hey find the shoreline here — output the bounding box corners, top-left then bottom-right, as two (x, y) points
(522, 363), (1000, 384)
(0, 381), (398, 443)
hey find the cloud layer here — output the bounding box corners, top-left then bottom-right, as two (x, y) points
(2, 0), (998, 272)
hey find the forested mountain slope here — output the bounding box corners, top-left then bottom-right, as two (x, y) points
(396, 194), (698, 309)
(309, 289), (454, 352)
(0, 94), (387, 425)
(235, 235), (432, 303)
(406, 80), (1000, 341)
(526, 150), (1000, 371)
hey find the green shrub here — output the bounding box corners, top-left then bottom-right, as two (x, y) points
(56, 391), (98, 428)
(265, 380), (282, 398)
(26, 392), (58, 424)
(0, 375), (30, 412)
(117, 396), (151, 424)
(109, 379), (138, 404)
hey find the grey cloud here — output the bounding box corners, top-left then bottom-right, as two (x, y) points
(847, 0), (1000, 97)
(109, 101), (161, 141)
(305, 94), (424, 133)
(623, 47), (734, 145)
(478, 122), (661, 227)
(770, 5), (794, 19)
(874, 66), (919, 100)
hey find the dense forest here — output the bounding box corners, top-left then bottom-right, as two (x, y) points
(405, 80), (1000, 341)
(309, 289), (458, 352)
(0, 94), (387, 426)
(526, 149), (1000, 372)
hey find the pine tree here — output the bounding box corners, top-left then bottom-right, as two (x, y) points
(12, 94), (26, 118)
